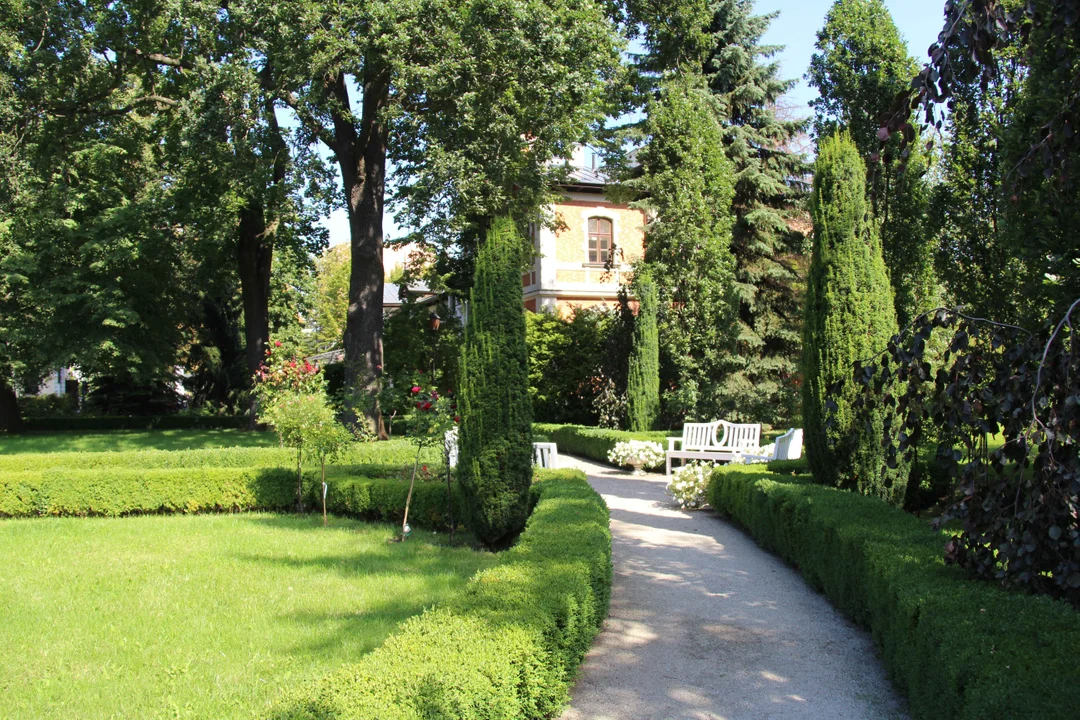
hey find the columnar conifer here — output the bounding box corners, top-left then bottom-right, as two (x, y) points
(457, 217), (534, 548)
(626, 268), (660, 431)
(802, 134), (908, 504)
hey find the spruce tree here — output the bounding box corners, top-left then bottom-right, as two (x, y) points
(703, 0), (810, 424)
(457, 217), (534, 548)
(632, 74), (738, 424)
(626, 268), (660, 432)
(802, 134), (908, 505)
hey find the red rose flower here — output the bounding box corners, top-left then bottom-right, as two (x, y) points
(415, 401), (422, 409)
(411, 386), (421, 394)
(274, 340), (282, 347)
(422, 401), (432, 411)
(454, 416), (460, 423)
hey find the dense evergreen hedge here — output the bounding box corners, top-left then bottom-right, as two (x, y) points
(539, 424), (669, 468)
(270, 469), (611, 719)
(706, 464), (1080, 719)
(802, 133), (906, 504)
(19, 415), (248, 432)
(458, 217), (534, 547)
(0, 444), (437, 473)
(0, 465), (456, 529)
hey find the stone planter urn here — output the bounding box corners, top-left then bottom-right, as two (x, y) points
(629, 457), (646, 476)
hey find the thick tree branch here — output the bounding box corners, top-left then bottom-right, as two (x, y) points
(132, 48), (194, 70)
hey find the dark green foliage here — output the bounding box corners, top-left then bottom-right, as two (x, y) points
(704, 0), (809, 426)
(806, 0), (918, 156)
(632, 74), (738, 424)
(525, 308), (625, 426)
(626, 270), (660, 431)
(1000, 2), (1080, 319)
(765, 457), (809, 475)
(802, 134), (906, 504)
(706, 464), (1080, 719)
(270, 469), (612, 719)
(458, 217), (534, 547)
(807, 0), (938, 328)
(19, 415), (247, 433)
(847, 307), (1080, 602)
(0, 466), (298, 518)
(546, 425), (669, 468)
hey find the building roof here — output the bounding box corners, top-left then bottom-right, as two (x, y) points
(383, 281), (436, 307)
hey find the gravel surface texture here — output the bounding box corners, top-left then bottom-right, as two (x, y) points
(558, 456), (909, 720)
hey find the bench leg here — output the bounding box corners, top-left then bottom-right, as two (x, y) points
(666, 455), (672, 477)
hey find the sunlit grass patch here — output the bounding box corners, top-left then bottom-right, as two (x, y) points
(0, 513), (494, 719)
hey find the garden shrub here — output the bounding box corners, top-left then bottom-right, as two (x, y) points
(546, 425), (669, 468)
(626, 268), (660, 432)
(270, 469), (611, 720)
(19, 415), (247, 432)
(706, 464), (1080, 719)
(0, 464), (460, 528)
(802, 132), (907, 504)
(458, 217), (534, 548)
(0, 443), (437, 473)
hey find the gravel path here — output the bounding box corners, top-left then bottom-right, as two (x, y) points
(558, 456), (908, 720)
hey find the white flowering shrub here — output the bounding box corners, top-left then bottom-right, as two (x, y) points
(607, 440), (665, 468)
(732, 443), (776, 464)
(666, 461), (713, 509)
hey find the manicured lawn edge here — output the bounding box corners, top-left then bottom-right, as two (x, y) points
(706, 464), (1080, 720)
(268, 468), (612, 720)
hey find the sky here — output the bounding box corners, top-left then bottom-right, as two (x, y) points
(324, 0), (947, 248)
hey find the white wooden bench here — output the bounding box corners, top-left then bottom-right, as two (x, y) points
(665, 420), (762, 475)
(533, 442), (559, 469)
(443, 429), (559, 469)
(735, 428), (803, 463)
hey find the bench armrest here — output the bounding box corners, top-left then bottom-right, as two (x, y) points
(667, 437), (682, 451)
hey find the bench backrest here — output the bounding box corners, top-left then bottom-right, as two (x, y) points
(446, 429), (557, 469)
(717, 421), (760, 450)
(681, 422), (721, 451)
(774, 428), (803, 460)
(533, 442), (558, 469)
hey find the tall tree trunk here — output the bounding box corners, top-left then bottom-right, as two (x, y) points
(0, 375), (22, 433)
(237, 203), (273, 428)
(335, 66), (389, 438)
(237, 91), (288, 429)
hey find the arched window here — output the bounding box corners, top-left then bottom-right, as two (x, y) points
(587, 217), (612, 264)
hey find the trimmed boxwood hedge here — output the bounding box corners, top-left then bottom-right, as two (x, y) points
(0, 465), (456, 528)
(20, 415), (248, 432)
(706, 464), (1080, 720)
(269, 468), (611, 720)
(538, 424), (670, 467)
(0, 444), (438, 473)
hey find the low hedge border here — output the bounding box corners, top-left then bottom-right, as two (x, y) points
(706, 464), (1080, 719)
(0, 466), (455, 529)
(269, 468), (611, 719)
(19, 416), (248, 432)
(536, 424), (670, 468)
(0, 444), (440, 473)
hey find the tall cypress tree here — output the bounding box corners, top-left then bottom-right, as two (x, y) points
(802, 134), (908, 505)
(457, 216), (534, 548)
(703, 0), (810, 425)
(626, 268), (660, 431)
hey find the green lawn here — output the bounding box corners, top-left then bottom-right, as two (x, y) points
(0, 428), (280, 454)
(0, 513), (495, 719)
